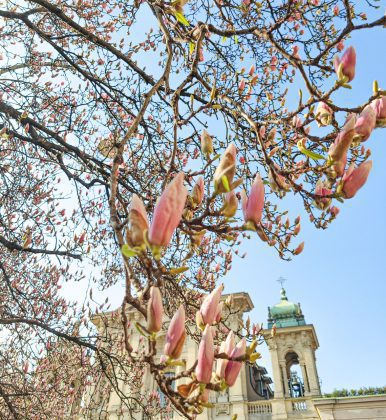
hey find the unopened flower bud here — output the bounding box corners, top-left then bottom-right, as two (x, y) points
(224, 338), (246, 386)
(315, 102), (333, 127)
(164, 305), (186, 359)
(371, 96), (386, 127)
(333, 46), (356, 82)
(241, 174), (265, 224)
(147, 286), (163, 333)
(354, 105), (376, 142)
(213, 144), (239, 194)
(149, 173), (187, 247)
(199, 284), (224, 326)
(191, 176), (205, 206)
(221, 191), (238, 217)
(342, 161), (372, 199)
(201, 130), (213, 156)
(126, 194), (149, 247)
(293, 242), (304, 255)
(195, 325), (214, 384)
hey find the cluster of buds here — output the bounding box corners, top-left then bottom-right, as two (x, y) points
(144, 286), (187, 358)
(123, 172), (187, 258)
(212, 142), (266, 231)
(143, 284), (259, 415)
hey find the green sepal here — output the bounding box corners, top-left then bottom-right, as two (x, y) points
(174, 11), (190, 26)
(337, 62), (344, 81)
(135, 322), (148, 337)
(221, 175), (231, 192)
(297, 140), (325, 161)
(244, 221), (257, 232)
(189, 42), (195, 55)
(373, 80), (379, 94)
(121, 244), (137, 258)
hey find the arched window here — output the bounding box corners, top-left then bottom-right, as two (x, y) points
(285, 351), (305, 398)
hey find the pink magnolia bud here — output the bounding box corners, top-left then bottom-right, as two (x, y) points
(148, 172), (187, 247)
(200, 284), (224, 326)
(333, 46), (356, 82)
(314, 179), (332, 210)
(195, 325), (214, 384)
(201, 130), (213, 155)
(224, 338), (246, 386)
(221, 191), (238, 217)
(164, 305), (186, 359)
(292, 115), (302, 128)
(213, 143), (237, 194)
(248, 64), (255, 76)
(191, 176), (205, 206)
(241, 174), (265, 224)
(315, 102), (333, 127)
(342, 161), (372, 199)
(216, 331), (235, 379)
(252, 323), (262, 335)
(147, 286), (163, 333)
(294, 242), (305, 255)
(355, 105), (376, 142)
(328, 114), (356, 177)
(127, 194), (149, 246)
(238, 79), (246, 91)
(329, 206), (340, 217)
(371, 96), (386, 127)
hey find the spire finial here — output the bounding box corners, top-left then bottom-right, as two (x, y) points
(277, 276), (287, 288)
(277, 277), (288, 300)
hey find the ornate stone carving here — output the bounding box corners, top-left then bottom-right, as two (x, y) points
(215, 403), (230, 415)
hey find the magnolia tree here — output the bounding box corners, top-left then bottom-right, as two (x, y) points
(0, 0), (385, 417)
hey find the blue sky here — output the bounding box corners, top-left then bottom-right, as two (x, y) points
(223, 17), (386, 392)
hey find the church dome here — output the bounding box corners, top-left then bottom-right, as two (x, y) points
(267, 288), (306, 328)
(270, 288), (301, 318)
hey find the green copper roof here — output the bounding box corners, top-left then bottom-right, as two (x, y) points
(267, 288), (306, 328)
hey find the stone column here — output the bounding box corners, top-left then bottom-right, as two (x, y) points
(281, 364), (290, 397)
(269, 345), (284, 399)
(303, 348), (321, 396)
(300, 363), (310, 394)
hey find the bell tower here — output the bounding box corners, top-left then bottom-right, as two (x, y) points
(263, 287), (321, 418)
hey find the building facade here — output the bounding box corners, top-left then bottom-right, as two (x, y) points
(79, 289), (386, 420)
